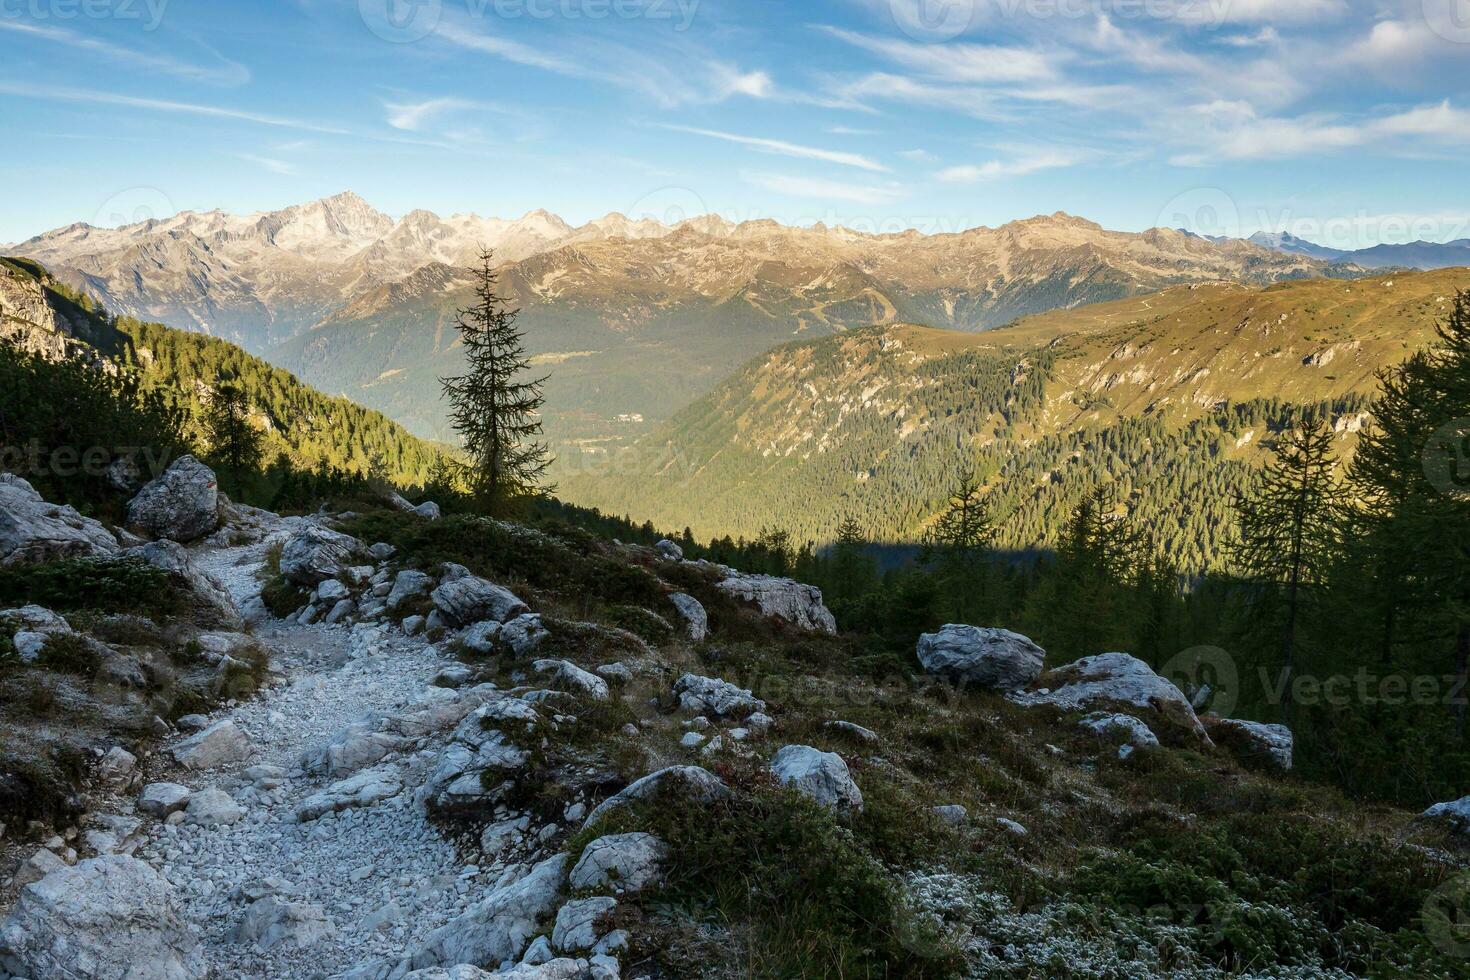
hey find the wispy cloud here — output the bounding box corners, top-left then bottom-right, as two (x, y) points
(661, 125), (889, 172)
(818, 26), (1057, 83)
(234, 153), (296, 175)
(383, 97), (476, 131)
(1171, 99), (1470, 164)
(742, 171), (905, 205)
(0, 81), (353, 134)
(936, 149), (1086, 183)
(0, 20), (250, 85)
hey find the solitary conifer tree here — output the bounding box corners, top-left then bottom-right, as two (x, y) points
(440, 248), (551, 513)
(1233, 417), (1344, 724)
(204, 376), (263, 496)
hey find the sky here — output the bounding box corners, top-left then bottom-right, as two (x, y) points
(2, 0), (1470, 248)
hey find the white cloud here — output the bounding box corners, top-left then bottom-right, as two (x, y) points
(1344, 20), (1440, 69)
(0, 81), (354, 135)
(0, 20), (249, 85)
(384, 97), (475, 131)
(936, 149), (1085, 183)
(1170, 100), (1470, 164)
(818, 26), (1057, 83)
(899, 148), (937, 162)
(234, 153), (296, 175)
(742, 171), (906, 205)
(716, 68), (775, 98)
(661, 125), (890, 172)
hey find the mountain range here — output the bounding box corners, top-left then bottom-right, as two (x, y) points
(1246, 230), (1470, 269)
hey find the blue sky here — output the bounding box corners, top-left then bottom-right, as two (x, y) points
(3, 0), (1470, 247)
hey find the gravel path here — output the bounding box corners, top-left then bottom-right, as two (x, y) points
(124, 526), (489, 979)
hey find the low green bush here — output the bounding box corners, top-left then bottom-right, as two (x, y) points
(0, 557), (177, 617)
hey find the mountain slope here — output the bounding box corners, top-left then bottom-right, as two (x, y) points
(0, 256), (444, 489)
(272, 211), (1347, 450)
(1249, 230), (1470, 270)
(557, 269), (1466, 567)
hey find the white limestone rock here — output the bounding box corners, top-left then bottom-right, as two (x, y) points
(673, 673), (765, 719)
(769, 744), (863, 811)
(280, 524), (362, 586)
(552, 897), (616, 953)
(715, 571), (837, 634)
(431, 566), (528, 626)
(0, 473), (119, 565)
(668, 592), (708, 642)
(296, 766), (402, 822)
(570, 833), (667, 894)
(1013, 651), (1208, 738)
(916, 625), (1045, 691)
(126, 455), (219, 543)
(534, 659), (610, 700)
(171, 719), (254, 769)
(583, 765), (731, 829)
(1200, 716), (1293, 771)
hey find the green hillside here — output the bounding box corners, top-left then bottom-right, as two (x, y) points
(559, 269), (1467, 569)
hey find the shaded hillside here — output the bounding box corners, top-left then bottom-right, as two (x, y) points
(558, 269), (1466, 568)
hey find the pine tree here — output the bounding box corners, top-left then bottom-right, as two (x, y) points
(204, 377), (264, 496)
(1348, 291), (1470, 734)
(1232, 416), (1344, 724)
(829, 517), (877, 606)
(440, 249), (551, 514)
(923, 474), (996, 624)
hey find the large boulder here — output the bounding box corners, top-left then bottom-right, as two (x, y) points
(0, 854), (207, 980)
(583, 765), (731, 829)
(423, 698), (540, 814)
(501, 613), (550, 656)
(432, 565), (529, 626)
(1078, 712), (1159, 749)
(668, 593), (708, 642)
(916, 625), (1044, 691)
(0, 473), (118, 565)
(125, 455), (219, 543)
(279, 524), (362, 586)
(1201, 716), (1293, 771)
(171, 719), (254, 770)
(551, 896), (616, 953)
(715, 570), (837, 634)
(674, 673), (765, 719)
(534, 659), (610, 700)
(570, 833), (667, 894)
(1422, 796), (1470, 834)
(768, 744), (863, 810)
(1014, 651), (1208, 739)
(123, 540), (241, 626)
(387, 569), (434, 611)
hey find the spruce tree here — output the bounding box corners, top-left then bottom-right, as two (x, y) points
(829, 517), (877, 606)
(204, 377), (264, 497)
(1232, 416), (1344, 724)
(440, 249), (551, 513)
(923, 473), (997, 624)
(1348, 291), (1470, 733)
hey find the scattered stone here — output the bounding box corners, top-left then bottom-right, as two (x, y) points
(680, 731), (705, 749)
(674, 673), (765, 719)
(295, 766), (402, 821)
(368, 542), (397, 561)
(461, 620), (502, 655)
(94, 746), (136, 785)
(552, 897), (617, 953)
(825, 720), (877, 743)
(434, 663), (475, 688)
(184, 787), (245, 827)
(0, 855), (206, 980)
(570, 833), (667, 894)
(280, 524), (362, 586)
(387, 569), (434, 610)
(534, 659), (610, 700)
(769, 744), (863, 810)
(916, 625), (1045, 691)
(583, 765), (731, 828)
(414, 501), (441, 520)
(745, 712), (775, 735)
(1422, 796), (1470, 834)
(316, 578), (351, 604)
(123, 540), (241, 626)
(232, 896), (334, 951)
(932, 804), (967, 826)
(480, 815), (532, 857)
(594, 662), (633, 685)
(431, 567), (528, 626)
(1078, 712), (1160, 749)
(668, 593), (708, 642)
(324, 598), (356, 625)
(126, 455), (219, 543)
(654, 539), (684, 560)
(501, 613), (550, 656)
(1201, 716), (1293, 771)
(12, 847), (68, 887)
(995, 817), (1029, 836)
(171, 719), (253, 769)
(403, 614), (427, 635)
(138, 782), (192, 818)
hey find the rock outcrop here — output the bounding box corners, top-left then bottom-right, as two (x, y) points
(280, 524), (362, 586)
(1201, 716), (1293, 770)
(714, 571), (837, 634)
(1014, 651), (1208, 739)
(674, 673), (765, 719)
(0, 473), (118, 564)
(0, 855), (207, 980)
(916, 625), (1045, 691)
(431, 565), (529, 626)
(570, 833), (668, 894)
(126, 455), (220, 543)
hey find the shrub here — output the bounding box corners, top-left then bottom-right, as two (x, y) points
(603, 605), (674, 645)
(0, 557), (177, 617)
(36, 633), (102, 676)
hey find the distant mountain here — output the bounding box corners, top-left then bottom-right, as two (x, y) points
(556, 269), (1469, 567)
(1248, 230), (1470, 270)
(268, 208), (1345, 451)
